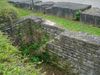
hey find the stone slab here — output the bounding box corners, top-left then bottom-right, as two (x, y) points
(53, 2), (91, 10)
(46, 2), (91, 19)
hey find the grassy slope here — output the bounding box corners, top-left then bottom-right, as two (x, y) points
(0, 0), (100, 36)
(34, 13), (100, 36)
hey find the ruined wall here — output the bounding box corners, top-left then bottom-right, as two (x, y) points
(47, 30), (100, 75)
(2, 16), (100, 75)
(18, 16), (100, 75)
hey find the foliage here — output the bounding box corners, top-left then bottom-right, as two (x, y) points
(19, 24), (50, 63)
(0, 32), (17, 62)
(0, 32), (43, 75)
(0, 8), (18, 24)
(74, 10), (81, 21)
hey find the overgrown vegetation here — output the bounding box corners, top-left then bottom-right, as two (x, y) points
(74, 10), (81, 20)
(0, 5), (43, 75)
(0, 8), (18, 31)
(19, 24), (50, 63)
(0, 32), (42, 75)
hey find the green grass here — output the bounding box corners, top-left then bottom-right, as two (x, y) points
(0, 0), (100, 36)
(34, 13), (100, 36)
(0, 31), (41, 75)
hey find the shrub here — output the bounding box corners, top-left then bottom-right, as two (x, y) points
(74, 10), (81, 21)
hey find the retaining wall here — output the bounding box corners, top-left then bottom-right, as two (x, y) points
(47, 30), (100, 75)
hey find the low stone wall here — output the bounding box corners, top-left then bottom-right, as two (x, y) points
(45, 2), (91, 19)
(34, 2), (91, 19)
(9, 0), (91, 19)
(8, 0), (31, 9)
(8, 0), (100, 27)
(2, 16), (64, 43)
(15, 16), (100, 75)
(80, 8), (100, 27)
(34, 2), (54, 13)
(41, 20), (64, 38)
(47, 30), (100, 75)
(22, 16), (64, 38)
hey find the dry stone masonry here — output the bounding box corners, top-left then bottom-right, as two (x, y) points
(80, 8), (100, 27)
(2, 15), (100, 75)
(5, 0), (100, 74)
(47, 30), (100, 75)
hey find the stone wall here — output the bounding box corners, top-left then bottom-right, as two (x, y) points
(80, 8), (100, 27)
(41, 20), (64, 38)
(45, 2), (91, 19)
(8, 0), (91, 19)
(2, 15), (100, 75)
(9, 0), (31, 9)
(2, 16), (64, 43)
(17, 16), (100, 75)
(47, 30), (100, 75)
(9, 0), (100, 27)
